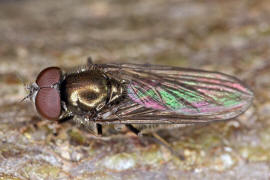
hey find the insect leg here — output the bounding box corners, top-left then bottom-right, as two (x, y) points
(87, 57), (93, 65)
(97, 124), (103, 135)
(58, 115), (74, 124)
(150, 132), (185, 160)
(126, 124), (140, 135)
(126, 125), (185, 160)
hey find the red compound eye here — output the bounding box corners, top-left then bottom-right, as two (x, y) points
(35, 88), (61, 120)
(36, 67), (61, 87)
(35, 66), (62, 120)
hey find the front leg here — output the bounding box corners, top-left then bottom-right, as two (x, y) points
(58, 115), (74, 124)
(97, 124), (103, 135)
(125, 124), (140, 135)
(87, 56), (93, 65)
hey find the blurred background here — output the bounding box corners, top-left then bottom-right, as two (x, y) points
(0, 0), (270, 179)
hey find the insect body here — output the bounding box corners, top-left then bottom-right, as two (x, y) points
(27, 59), (254, 135)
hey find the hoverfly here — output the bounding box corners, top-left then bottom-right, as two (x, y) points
(25, 58), (254, 136)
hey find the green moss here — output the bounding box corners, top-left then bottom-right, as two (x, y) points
(0, 174), (22, 180)
(259, 27), (270, 36)
(21, 163), (66, 179)
(141, 145), (165, 165)
(36, 165), (61, 177)
(75, 172), (114, 180)
(239, 146), (270, 162)
(68, 129), (86, 145)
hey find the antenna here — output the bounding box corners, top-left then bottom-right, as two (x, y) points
(16, 73), (31, 103)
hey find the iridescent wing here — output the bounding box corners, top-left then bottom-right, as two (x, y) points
(94, 63), (253, 124)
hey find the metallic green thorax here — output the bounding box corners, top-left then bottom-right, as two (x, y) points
(61, 70), (124, 115)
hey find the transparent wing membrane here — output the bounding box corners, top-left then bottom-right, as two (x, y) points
(94, 63), (253, 124)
